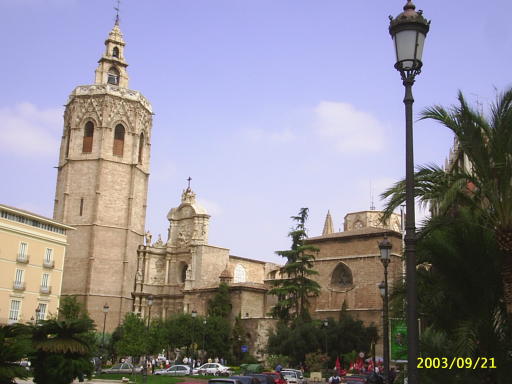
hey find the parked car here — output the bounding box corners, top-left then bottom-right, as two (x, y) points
(282, 369), (304, 384)
(194, 363), (232, 376)
(244, 373), (275, 384)
(101, 362), (142, 374)
(208, 379), (243, 384)
(262, 371), (287, 384)
(281, 371), (299, 384)
(154, 364), (191, 376)
(225, 376), (262, 384)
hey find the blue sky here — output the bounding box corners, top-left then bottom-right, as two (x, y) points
(1, 0), (511, 264)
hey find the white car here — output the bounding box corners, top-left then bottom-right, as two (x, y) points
(154, 364), (191, 376)
(193, 363), (232, 376)
(281, 370), (301, 384)
(283, 369), (304, 384)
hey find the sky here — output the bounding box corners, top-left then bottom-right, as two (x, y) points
(1, 0), (511, 264)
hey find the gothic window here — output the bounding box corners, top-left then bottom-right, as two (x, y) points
(234, 264), (246, 283)
(112, 46), (119, 58)
(113, 124), (125, 156)
(138, 133), (144, 164)
(107, 66), (120, 85)
(331, 262), (353, 288)
(82, 122), (94, 153)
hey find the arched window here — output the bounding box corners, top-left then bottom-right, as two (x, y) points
(112, 46), (119, 58)
(113, 124), (125, 156)
(179, 263), (188, 283)
(107, 66), (120, 85)
(234, 264), (246, 283)
(331, 263), (353, 288)
(138, 133), (144, 164)
(82, 122), (94, 153)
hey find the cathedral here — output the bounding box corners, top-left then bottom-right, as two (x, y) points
(53, 20), (403, 357)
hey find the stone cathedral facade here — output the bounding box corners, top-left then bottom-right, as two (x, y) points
(52, 20), (403, 356)
(53, 21), (153, 328)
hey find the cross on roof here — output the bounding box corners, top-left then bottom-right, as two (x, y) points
(187, 177), (192, 189)
(114, 0), (121, 24)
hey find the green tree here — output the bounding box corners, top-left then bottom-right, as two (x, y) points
(208, 283), (233, 318)
(267, 316), (376, 368)
(114, 313), (148, 361)
(31, 318), (95, 384)
(382, 89), (512, 318)
(269, 208), (321, 321)
(0, 324), (32, 384)
(30, 297), (96, 384)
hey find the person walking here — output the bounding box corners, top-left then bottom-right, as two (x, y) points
(328, 371), (341, 384)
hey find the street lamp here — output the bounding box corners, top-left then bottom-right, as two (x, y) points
(143, 295), (153, 384)
(388, 2), (430, 384)
(101, 303), (109, 348)
(379, 237), (392, 383)
(191, 310), (197, 369)
(378, 281), (389, 384)
(323, 319), (328, 356)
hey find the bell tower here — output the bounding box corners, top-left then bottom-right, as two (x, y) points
(53, 20), (153, 329)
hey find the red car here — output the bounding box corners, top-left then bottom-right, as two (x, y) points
(263, 371), (287, 384)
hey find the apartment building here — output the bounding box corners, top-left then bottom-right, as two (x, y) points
(0, 204), (73, 324)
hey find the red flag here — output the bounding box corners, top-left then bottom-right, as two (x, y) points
(335, 356), (341, 375)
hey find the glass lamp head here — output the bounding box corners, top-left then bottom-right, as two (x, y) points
(389, 0), (430, 73)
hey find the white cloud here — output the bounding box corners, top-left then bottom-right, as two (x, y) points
(0, 103), (63, 158)
(313, 101), (386, 153)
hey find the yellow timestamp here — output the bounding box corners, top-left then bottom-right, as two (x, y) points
(417, 357), (496, 369)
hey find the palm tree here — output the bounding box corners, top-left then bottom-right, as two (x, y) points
(382, 88), (512, 317)
(389, 209), (511, 383)
(0, 324), (31, 384)
(31, 317), (95, 384)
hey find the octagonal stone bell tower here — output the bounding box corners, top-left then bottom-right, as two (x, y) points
(53, 20), (153, 330)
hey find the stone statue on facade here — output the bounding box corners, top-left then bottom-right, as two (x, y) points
(145, 231), (152, 245)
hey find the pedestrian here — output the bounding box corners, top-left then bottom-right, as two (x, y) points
(208, 357), (212, 363)
(389, 368), (397, 384)
(275, 363), (282, 372)
(328, 371), (341, 384)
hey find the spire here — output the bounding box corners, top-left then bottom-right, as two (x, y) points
(94, 20), (129, 88)
(322, 210), (334, 235)
(114, 0), (121, 25)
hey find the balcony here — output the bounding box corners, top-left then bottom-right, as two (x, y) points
(13, 281), (25, 291)
(40, 286), (52, 294)
(16, 253), (29, 263)
(43, 259), (55, 268)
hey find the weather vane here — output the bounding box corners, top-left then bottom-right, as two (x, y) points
(114, 0), (121, 24)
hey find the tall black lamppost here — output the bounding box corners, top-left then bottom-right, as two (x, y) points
(389, 2), (429, 383)
(379, 237), (392, 383)
(323, 319), (328, 355)
(143, 295), (153, 384)
(101, 303), (109, 348)
(191, 310), (197, 364)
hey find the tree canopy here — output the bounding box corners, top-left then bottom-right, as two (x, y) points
(269, 208), (321, 321)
